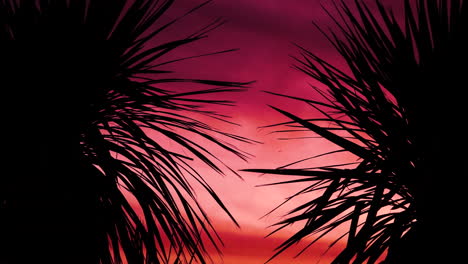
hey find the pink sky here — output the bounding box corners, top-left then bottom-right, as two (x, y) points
(148, 0), (401, 262)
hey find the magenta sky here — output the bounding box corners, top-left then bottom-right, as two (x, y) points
(151, 0), (401, 263)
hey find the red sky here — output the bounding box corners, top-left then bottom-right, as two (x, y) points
(149, 0), (401, 263)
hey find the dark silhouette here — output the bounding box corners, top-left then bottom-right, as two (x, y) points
(245, 0), (467, 263)
(0, 0), (252, 263)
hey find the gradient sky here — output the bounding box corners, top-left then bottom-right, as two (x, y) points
(151, 0), (401, 263)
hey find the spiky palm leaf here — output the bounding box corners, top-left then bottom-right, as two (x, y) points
(0, 0), (252, 263)
(245, 0), (467, 263)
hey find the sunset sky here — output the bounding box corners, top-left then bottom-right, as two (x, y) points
(154, 0), (401, 263)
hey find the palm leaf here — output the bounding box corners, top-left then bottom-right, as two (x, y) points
(245, 0), (467, 263)
(0, 0), (253, 263)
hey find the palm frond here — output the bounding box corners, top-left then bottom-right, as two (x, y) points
(246, 0), (467, 263)
(0, 0), (253, 263)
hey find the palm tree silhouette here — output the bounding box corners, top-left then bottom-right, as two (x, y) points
(0, 0), (252, 263)
(245, 0), (467, 263)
